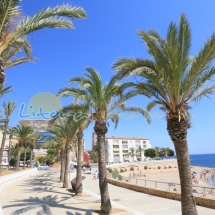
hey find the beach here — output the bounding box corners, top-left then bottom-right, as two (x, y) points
(111, 159), (215, 190)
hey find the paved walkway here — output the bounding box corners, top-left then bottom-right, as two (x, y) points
(82, 173), (215, 215)
(1, 168), (215, 215)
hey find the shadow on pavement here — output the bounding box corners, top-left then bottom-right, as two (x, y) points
(2, 195), (94, 215)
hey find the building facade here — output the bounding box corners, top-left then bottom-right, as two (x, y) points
(92, 132), (151, 163)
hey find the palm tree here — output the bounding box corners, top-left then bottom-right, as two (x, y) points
(0, 101), (16, 171)
(14, 124), (34, 170)
(0, 85), (12, 97)
(113, 14), (215, 215)
(0, 1), (87, 83)
(28, 131), (40, 168)
(54, 104), (91, 196)
(51, 118), (78, 188)
(128, 147), (136, 162)
(7, 126), (16, 168)
(47, 128), (67, 183)
(57, 67), (150, 214)
(136, 146), (144, 161)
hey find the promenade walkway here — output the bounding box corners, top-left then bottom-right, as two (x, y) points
(0, 168), (215, 215)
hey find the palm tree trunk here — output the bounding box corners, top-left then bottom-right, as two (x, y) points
(23, 148), (26, 169)
(167, 117), (198, 215)
(0, 119), (9, 172)
(30, 148), (33, 168)
(59, 149), (65, 183)
(8, 138), (12, 169)
(63, 142), (70, 188)
(76, 131), (83, 196)
(94, 121), (112, 214)
(16, 150), (21, 171)
(0, 57), (5, 84)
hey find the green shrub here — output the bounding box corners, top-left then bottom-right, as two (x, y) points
(9, 158), (16, 167)
(168, 166), (172, 168)
(113, 169), (119, 174)
(118, 175), (123, 181)
(149, 167), (151, 169)
(144, 166), (148, 170)
(130, 167), (134, 171)
(164, 166), (167, 169)
(112, 170), (119, 179)
(144, 174), (146, 177)
(157, 166), (161, 169)
(120, 168), (125, 173)
(107, 168), (112, 173)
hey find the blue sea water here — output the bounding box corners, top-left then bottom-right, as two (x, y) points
(189, 154), (215, 168)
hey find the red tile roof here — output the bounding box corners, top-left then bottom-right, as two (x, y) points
(105, 136), (149, 140)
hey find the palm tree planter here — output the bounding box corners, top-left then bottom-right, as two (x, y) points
(113, 14), (215, 215)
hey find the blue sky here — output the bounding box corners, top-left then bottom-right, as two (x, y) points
(2, 0), (215, 154)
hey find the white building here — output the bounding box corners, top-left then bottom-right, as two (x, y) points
(92, 132), (151, 163)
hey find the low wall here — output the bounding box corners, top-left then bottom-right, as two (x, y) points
(107, 178), (215, 209)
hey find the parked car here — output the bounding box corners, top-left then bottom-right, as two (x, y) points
(37, 164), (50, 170)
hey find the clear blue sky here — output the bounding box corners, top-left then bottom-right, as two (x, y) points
(3, 0), (215, 154)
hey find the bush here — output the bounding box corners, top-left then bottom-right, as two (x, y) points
(144, 166), (148, 170)
(144, 174), (146, 177)
(9, 158), (16, 167)
(157, 166), (161, 169)
(125, 169), (127, 172)
(118, 175), (123, 181)
(113, 169), (119, 174)
(130, 167), (134, 171)
(164, 166), (167, 169)
(107, 168), (112, 173)
(120, 168), (125, 173)
(149, 167), (151, 169)
(35, 161), (38, 167)
(168, 166), (172, 168)
(112, 170), (119, 179)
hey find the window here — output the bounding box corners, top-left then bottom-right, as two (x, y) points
(143, 141), (146, 144)
(122, 145), (128, 148)
(135, 140), (140, 144)
(122, 140), (128, 144)
(113, 140), (119, 144)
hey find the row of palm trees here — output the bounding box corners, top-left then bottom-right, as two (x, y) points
(52, 14), (215, 215)
(0, 1), (214, 214)
(127, 146), (144, 161)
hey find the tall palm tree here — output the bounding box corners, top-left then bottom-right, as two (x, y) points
(7, 126), (16, 168)
(47, 128), (67, 183)
(0, 1), (87, 83)
(128, 147), (136, 162)
(14, 124), (34, 170)
(58, 67), (150, 214)
(51, 118), (78, 188)
(28, 131), (40, 168)
(0, 101), (16, 171)
(0, 85), (12, 97)
(136, 146), (144, 161)
(54, 104), (91, 196)
(113, 14), (215, 215)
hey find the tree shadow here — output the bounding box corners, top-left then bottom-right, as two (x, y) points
(3, 195), (95, 215)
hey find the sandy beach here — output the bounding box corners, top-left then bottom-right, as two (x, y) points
(111, 159), (215, 190)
